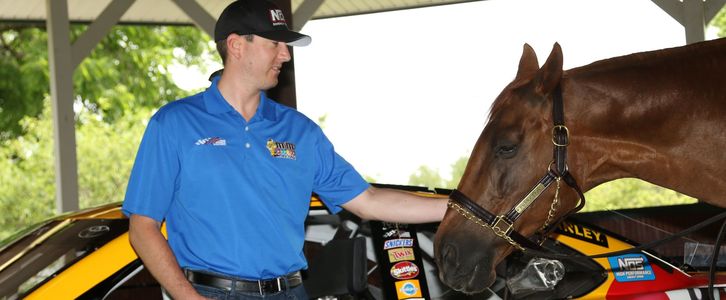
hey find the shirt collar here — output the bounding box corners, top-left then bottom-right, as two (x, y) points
(258, 90), (278, 122)
(203, 76), (277, 122)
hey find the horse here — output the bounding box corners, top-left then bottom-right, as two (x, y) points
(433, 37), (726, 294)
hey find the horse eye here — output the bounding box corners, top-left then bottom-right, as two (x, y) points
(496, 145), (517, 158)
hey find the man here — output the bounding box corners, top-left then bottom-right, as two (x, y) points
(122, 0), (448, 299)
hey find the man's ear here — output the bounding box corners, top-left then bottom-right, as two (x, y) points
(226, 34), (243, 60)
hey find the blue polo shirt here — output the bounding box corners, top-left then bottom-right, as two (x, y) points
(122, 77), (369, 280)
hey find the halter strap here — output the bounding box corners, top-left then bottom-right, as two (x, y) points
(449, 190), (545, 251)
(552, 84), (568, 175)
(549, 84), (586, 225)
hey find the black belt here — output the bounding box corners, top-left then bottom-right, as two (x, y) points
(185, 270), (302, 295)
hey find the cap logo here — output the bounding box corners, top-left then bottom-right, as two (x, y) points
(269, 9), (287, 26)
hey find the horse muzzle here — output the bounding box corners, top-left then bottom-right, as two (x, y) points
(435, 234), (499, 294)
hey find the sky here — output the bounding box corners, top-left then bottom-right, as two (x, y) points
(176, 0), (719, 186)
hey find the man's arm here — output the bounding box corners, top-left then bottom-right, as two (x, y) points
(128, 214), (206, 300)
(341, 186), (448, 223)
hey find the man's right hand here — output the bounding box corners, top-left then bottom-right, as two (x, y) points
(128, 214), (207, 299)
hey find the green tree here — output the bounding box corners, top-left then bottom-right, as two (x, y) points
(0, 24), (214, 239)
(709, 5), (726, 37)
(408, 155), (468, 189)
(0, 100), (151, 240)
(75, 105), (150, 208)
(408, 155), (696, 211)
(0, 108), (55, 239)
(363, 175), (378, 183)
(0, 24), (213, 139)
(317, 114), (328, 128)
(448, 155), (468, 188)
(408, 165), (446, 188)
(583, 179), (697, 212)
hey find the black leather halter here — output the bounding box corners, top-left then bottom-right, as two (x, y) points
(448, 84), (587, 251)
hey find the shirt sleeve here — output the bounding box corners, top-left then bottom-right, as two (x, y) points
(312, 127), (370, 214)
(122, 115), (180, 222)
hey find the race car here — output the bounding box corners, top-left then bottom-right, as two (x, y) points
(0, 185), (724, 299)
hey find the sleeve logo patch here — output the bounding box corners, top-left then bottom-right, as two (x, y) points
(266, 139), (296, 160)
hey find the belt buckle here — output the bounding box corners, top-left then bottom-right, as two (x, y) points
(258, 277), (283, 295)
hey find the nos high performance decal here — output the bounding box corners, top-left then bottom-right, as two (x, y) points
(607, 253), (655, 282)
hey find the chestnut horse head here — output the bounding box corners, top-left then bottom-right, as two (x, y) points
(434, 38), (726, 293)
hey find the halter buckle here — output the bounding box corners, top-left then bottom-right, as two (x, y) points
(491, 216), (513, 237)
(551, 125), (569, 147)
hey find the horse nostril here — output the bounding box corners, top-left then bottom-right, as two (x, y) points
(442, 243), (459, 267)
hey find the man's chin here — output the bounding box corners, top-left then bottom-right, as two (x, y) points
(263, 79), (279, 91)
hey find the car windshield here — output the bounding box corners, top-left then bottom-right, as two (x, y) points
(567, 203), (725, 270)
(0, 218), (127, 299)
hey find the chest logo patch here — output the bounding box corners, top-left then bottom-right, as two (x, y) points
(195, 137), (226, 146)
(266, 139), (296, 160)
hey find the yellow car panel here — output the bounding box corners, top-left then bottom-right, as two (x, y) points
(26, 232), (136, 299)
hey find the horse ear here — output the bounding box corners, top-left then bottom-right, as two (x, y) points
(515, 43), (539, 81)
(534, 42), (563, 95)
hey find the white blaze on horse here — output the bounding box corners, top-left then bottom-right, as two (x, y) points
(433, 38), (726, 293)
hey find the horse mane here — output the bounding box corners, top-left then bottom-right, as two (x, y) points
(568, 37), (726, 77)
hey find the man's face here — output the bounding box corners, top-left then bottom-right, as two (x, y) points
(239, 35), (291, 90)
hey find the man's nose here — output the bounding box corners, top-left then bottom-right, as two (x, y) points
(278, 44), (291, 62)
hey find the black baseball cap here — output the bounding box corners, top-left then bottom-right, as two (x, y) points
(214, 0), (311, 47)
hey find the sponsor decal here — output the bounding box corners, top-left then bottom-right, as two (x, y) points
(383, 228), (399, 238)
(556, 221), (608, 247)
(195, 137), (226, 146)
(269, 9), (287, 26)
(384, 238), (414, 250)
(380, 227), (410, 238)
(388, 248), (415, 263)
(78, 225), (110, 238)
(607, 254), (655, 282)
(395, 280), (422, 299)
(390, 261), (419, 280)
(382, 222), (410, 230)
(266, 139), (296, 160)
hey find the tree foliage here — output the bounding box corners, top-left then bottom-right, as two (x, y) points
(408, 155), (468, 189)
(0, 24), (213, 139)
(409, 155), (697, 212)
(0, 110), (55, 240)
(582, 178), (696, 212)
(408, 165), (446, 189)
(709, 5), (726, 38)
(0, 24), (213, 239)
(0, 101), (151, 240)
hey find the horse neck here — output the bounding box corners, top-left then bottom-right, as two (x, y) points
(561, 40), (726, 201)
